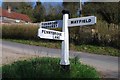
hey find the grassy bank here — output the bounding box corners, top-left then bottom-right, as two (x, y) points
(4, 39), (120, 57)
(2, 57), (100, 79)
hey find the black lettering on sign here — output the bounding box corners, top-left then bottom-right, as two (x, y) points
(44, 30), (46, 34)
(57, 33), (59, 36)
(54, 32), (56, 35)
(74, 21), (76, 23)
(79, 20), (81, 23)
(54, 36), (60, 39)
(42, 30), (46, 34)
(82, 20), (85, 23)
(45, 30), (47, 34)
(42, 30), (44, 33)
(88, 19), (91, 22)
(48, 31), (50, 34)
(77, 20), (79, 23)
(59, 33), (61, 36)
(57, 33), (59, 35)
(71, 21), (73, 24)
(75, 21), (77, 23)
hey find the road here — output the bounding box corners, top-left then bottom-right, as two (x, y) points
(1, 40), (119, 78)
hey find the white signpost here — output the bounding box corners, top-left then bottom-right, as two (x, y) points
(38, 28), (64, 40)
(38, 10), (97, 70)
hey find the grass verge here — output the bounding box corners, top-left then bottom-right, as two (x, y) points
(3, 39), (119, 57)
(2, 57), (100, 79)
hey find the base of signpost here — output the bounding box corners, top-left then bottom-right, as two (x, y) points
(60, 65), (70, 71)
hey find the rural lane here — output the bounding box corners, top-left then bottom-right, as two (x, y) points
(1, 40), (119, 78)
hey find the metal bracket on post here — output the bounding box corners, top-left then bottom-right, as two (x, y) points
(60, 10), (70, 71)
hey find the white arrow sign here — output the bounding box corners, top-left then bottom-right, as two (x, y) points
(38, 28), (64, 40)
(41, 20), (63, 29)
(68, 16), (96, 27)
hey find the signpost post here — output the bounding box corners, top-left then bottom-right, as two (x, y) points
(60, 10), (70, 70)
(38, 10), (97, 71)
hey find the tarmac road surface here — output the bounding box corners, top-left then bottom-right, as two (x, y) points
(1, 40), (119, 78)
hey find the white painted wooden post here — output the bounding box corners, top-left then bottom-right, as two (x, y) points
(38, 9), (97, 71)
(60, 10), (70, 70)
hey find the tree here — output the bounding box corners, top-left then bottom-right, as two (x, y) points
(62, 1), (79, 18)
(44, 3), (63, 21)
(83, 2), (119, 25)
(98, 3), (118, 24)
(33, 1), (46, 22)
(2, 2), (20, 11)
(16, 2), (34, 21)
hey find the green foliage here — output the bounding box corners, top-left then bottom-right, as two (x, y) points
(2, 2), (21, 10)
(74, 45), (120, 56)
(6, 39), (61, 49)
(62, 2), (79, 18)
(2, 57), (100, 79)
(33, 1), (46, 22)
(44, 3), (63, 21)
(83, 2), (119, 24)
(69, 20), (120, 49)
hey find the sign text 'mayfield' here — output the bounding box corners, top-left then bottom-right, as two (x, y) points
(68, 16), (96, 27)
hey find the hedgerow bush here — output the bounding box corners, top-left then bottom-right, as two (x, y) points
(1, 21), (120, 49)
(69, 20), (120, 49)
(2, 24), (39, 40)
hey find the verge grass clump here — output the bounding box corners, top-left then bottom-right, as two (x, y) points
(75, 45), (119, 56)
(2, 57), (100, 79)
